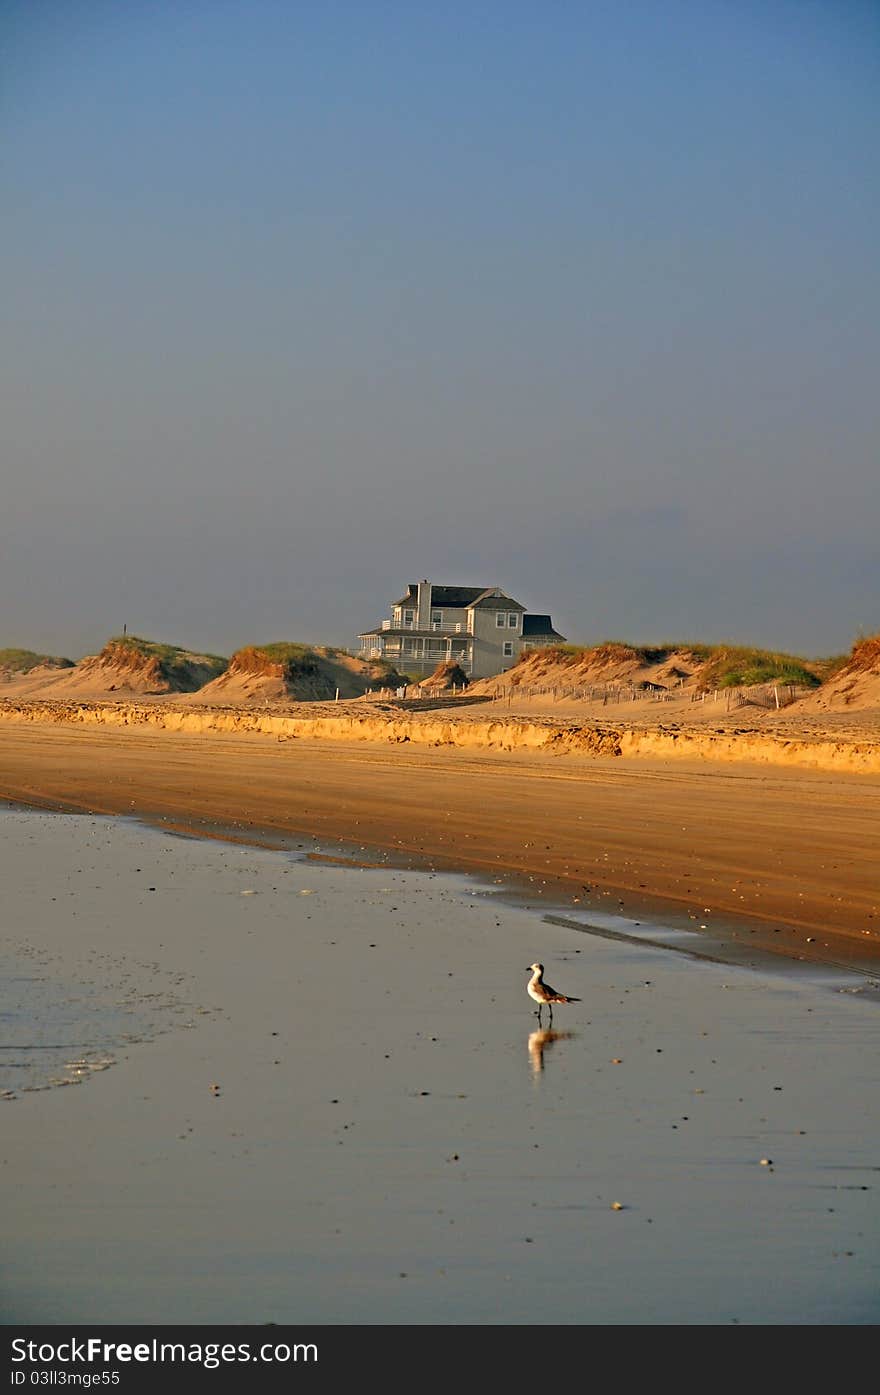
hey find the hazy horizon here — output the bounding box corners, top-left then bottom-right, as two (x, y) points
(3, 2), (878, 660)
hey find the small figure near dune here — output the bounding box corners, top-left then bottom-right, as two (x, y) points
(526, 962), (580, 1025)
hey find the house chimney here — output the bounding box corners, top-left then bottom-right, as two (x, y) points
(417, 579), (431, 629)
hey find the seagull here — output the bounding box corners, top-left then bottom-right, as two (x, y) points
(526, 962), (580, 1025)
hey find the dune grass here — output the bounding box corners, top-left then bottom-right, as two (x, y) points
(107, 635), (227, 679)
(245, 641), (327, 664)
(512, 638), (827, 689)
(0, 648), (74, 673)
(695, 646), (822, 689)
(234, 643), (405, 687)
(520, 641), (671, 666)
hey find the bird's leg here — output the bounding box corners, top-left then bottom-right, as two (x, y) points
(535, 1005), (543, 1026)
(548, 1002), (554, 1025)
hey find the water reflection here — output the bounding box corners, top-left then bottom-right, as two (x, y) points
(527, 1028), (576, 1077)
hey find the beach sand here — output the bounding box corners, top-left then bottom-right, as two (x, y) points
(2, 807), (879, 1325)
(0, 720), (878, 971)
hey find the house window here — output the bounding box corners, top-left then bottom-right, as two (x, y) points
(496, 611), (505, 627)
(403, 609), (414, 626)
(508, 613), (518, 628)
(432, 611), (442, 624)
(503, 641), (514, 657)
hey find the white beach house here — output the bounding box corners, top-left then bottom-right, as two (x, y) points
(358, 580), (565, 679)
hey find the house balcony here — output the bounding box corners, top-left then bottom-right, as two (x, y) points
(383, 619), (466, 633)
(360, 633), (473, 675)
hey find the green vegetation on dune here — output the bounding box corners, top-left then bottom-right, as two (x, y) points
(656, 642), (714, 660)
(530, 641), (639, 662)
(229, 640), (406, 697)
(521, 641), (672, 666)
(695, 646), (822, 689)
(244, 641), (402, 671)
(513, 638), (828, 689)
(246, 641), (331, 664)
(105, 635), (227, 688)
(0, 648), (74, 673)
(108, 635), (227, 667)
(537, 644), (594, 659)
(8, 628), (862, 696)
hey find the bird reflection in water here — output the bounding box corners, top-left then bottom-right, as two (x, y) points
(528, 1028), (576, 1077)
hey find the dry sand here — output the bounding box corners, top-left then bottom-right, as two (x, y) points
(3, 807), (879, 1325)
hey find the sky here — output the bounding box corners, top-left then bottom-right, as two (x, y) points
(2, 0), (878, 660)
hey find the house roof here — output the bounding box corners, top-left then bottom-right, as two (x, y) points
(436, 585), (493, 608)
(393, 584), (525, 610)
(521, 614), (566, 640)
(470, 591), (526, 612)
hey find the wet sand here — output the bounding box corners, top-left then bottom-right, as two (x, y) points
(3, 807), (879, 1325)
(0, 722), (878, 972)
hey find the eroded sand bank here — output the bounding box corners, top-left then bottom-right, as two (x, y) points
(2, 695), (880, 772)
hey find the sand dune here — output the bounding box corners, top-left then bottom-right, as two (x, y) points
(4, 633), (879, 717)
(799, 636), (880, 712)
(467, 639), (880, 726)
(191, 643), (404, 705)
(471, 642), (707, 695)
(2, 638), (225, 700)
(0, 663), (77, 698)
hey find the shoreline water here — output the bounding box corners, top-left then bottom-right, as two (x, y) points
(3, 804), (879, 1324)
(5, 788), (880, 986)
(4, 793), (878, 1009)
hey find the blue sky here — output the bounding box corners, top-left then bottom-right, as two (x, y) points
(2, 0), (878, 658)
